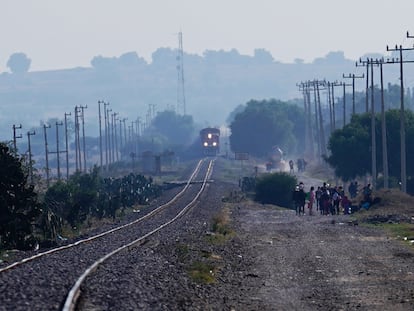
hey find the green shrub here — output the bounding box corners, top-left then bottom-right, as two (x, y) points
(188, 261), (216, 284)
(254, 172), (297, 208)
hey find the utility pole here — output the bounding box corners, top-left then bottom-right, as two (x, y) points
(330, 81), (342, 130)
(55, 121), (63, 180)
(375, 58), (389, 189)
(297, 81), (314, 159)
(305, 85), (315, 158)
(341, 81), (352, 127)
(111, 112), (117, 163)
(386, 41), (414, 193)
(316, 81), (327, 156)
(80, 105), (88, 172)
(119, 118), (123, 159)
(12, 124), (22, 152)
(104, 102), (110, 171)
(343, 73), (364, 115)
(43, 124), (51, 187)
(359, 58), (380, 188)
(311, 81), (321, 160)
(64, 112), (71, 179)
(122, 117), (128, 157)
(74, 106), (81, 172)
(106, 107), (112, 166)
(27, 130), (36, 184)
(113, 112), (119, 162)
(98, 101), (104, 169)
(327, 81), (333, 133)
(369, 58), (376, 189)
(356, 60), (370, 113)
(308, 80), (327, 160)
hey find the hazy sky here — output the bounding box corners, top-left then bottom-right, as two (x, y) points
(2, 0), (414, 72)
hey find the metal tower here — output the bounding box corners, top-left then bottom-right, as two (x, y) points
(176, 31), (186, 115)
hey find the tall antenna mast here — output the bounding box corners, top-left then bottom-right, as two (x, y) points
(177, 31), (186, 115)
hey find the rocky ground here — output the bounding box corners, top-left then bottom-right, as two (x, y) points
(77, 158), (414, 310)
(136, 160), (414, 310)
(2, 158), (414, 310)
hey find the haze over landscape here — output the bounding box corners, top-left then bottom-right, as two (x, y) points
(3, 0), (414, 71)
(2, 0), (414, 143)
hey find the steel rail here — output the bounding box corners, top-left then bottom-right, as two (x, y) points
(63, 159), (214, 311)
(0, 159), (205, 274)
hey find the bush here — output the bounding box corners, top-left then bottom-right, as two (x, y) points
(254, 172), (297, 208)
(0, 142), (41, 250)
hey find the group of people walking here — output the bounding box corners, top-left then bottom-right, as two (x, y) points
(292, 181), (354, 216)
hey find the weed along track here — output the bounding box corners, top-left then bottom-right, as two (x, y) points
(0, 159), (214, 311)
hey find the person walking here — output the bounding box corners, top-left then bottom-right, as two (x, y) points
(308, 186), (315, 216)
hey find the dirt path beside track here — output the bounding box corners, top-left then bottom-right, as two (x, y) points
(233, 204), (414, 310)
(230, 168), (414, 310)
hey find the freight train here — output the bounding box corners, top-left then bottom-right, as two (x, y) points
(200, 127), (220, 155)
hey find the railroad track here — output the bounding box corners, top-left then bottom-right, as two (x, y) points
(0, 158), (214, 311)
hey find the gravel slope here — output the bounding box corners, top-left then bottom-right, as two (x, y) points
(2, 158), (414, 310)
(78, 159), (414, 310)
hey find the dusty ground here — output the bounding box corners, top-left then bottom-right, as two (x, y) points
(222, 164), (414, 310)
(231, 202), (414, 310)
(2, 158), (414, 310)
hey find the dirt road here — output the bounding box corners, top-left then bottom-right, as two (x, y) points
(231, 168), (414, 310)
(233, 204), (414, 310)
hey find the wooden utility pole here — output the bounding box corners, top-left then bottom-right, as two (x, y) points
(98, 101), (104, 169)
(305, 86), (315, 158)
(370, 58), (376, 189)
(343, 73), (364, 116)
(104, 102), (110, 171)
(341, 81), (352, 127)
(315, 80), (327, 156)
(106, 108), (112, 166)
(327, 81), (333, 133)
(12, 124), (22, 152)
(64, 112), (71, 179)
(55, 121), (63, 180)
(358, 58), (380, 188)
(330, 81), (343, 130)
(311, 81), (321, 159)
(80, 105), (88, 172)
(74, 106), (82, 172)
(386, 43), (414, 193)
(356, 60), (370, 113)
(298, 81), (314, 159)
(375, 58), (389, 189)
(27, 130), (36, 184)
(43, 124), (51, 187)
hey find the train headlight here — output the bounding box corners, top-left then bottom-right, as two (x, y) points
(203, 142), (208, 147)
(208, 133), (212, 139)
(212, 142), (217, 146)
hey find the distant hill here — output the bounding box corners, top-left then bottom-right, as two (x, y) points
(0, 48), (408, 142)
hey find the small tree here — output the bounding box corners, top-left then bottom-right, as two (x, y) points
(0, 142), (40, 250)
(7, 52), (31, 74)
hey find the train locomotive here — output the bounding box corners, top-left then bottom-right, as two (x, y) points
(200, 127), (220, 155)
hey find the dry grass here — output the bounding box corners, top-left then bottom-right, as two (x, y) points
(354, 188), (414, 248)
(357, 188), (414, 219)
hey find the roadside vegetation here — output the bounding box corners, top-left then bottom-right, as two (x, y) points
(254, 172), (297, 208)
(326, 110), (414, 194)
(0, 141), (162, 252)
(353, 189), (414, 248)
